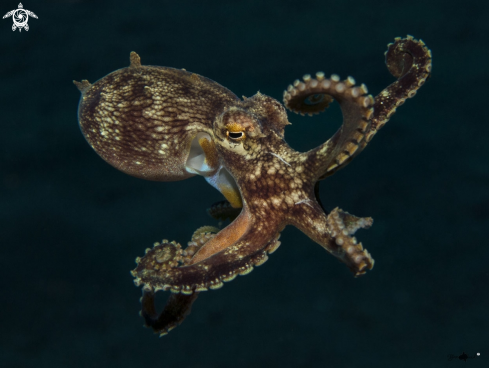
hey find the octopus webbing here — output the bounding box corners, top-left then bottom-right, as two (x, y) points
(74, 36), (431, 336)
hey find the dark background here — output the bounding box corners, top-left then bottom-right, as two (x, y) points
(1, 0), (487, 367)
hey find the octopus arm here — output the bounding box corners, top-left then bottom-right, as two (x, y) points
(132, 212), (281, 294)
(135, 229), (276, 336)
(364, 36), (432, 152)
(283, 36), (432, 180)
(289, 202), (374, 277)
(140, 290), (199, 336)
(284, 72), (374, 181)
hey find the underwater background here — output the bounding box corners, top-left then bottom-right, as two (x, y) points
(1, 0), (487, 367)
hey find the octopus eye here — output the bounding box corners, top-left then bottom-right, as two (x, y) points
(304, 94), (325, 105)
(227, 131), (245, 141)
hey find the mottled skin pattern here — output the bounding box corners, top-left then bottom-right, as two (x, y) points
(75, 36), (431, 336)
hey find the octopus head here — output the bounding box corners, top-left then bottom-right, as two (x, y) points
(213, 93), (291, 163)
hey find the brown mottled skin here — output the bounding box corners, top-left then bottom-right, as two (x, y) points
(75, 36), (431, 336)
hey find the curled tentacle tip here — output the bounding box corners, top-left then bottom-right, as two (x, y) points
(385, 36), (432, 80)
(132, 240), (184, 291)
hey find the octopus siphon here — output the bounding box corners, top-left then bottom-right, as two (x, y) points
(74, 36), (431, 336)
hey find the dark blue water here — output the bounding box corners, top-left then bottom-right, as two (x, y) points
(1, 0), (487, 367)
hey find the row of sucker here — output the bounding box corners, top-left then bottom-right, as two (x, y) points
(182, 226), (220, 264)
(134, 227), (220, 336)
(132, 240), (184, 291)
(363, 35), (432, 151)
(132, 229), (282, 295)
(283, 72), (374, 177)
(189, 233), (282, 292)
(132, 229), (282, 336)
(282, 36), (431, 180)
(326, 208), (374, 277)
(132, 228), (217, 294)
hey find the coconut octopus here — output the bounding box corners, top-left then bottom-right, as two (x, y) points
(74, 36), (431, 336)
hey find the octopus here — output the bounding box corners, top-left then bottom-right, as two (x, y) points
(75, 36), (431, 336)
